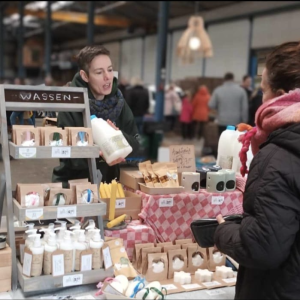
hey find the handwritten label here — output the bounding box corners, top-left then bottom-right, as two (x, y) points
(103, 247), (113, 270)
(223, 277), (237, 284)
(63, 274), (83, 287)
(182, 283), (201, 289)
(81, 254), (92, 271)
(201, 281), (221, 288)
(52, 254), (64, 277)
(161, 284), (177, 291)
(57, 206), (77, 218)
(19, 147), (37, 159)
(25, 208), (43, 220)
(159, 198), (174, 207)
(23, 252), (32, 277)
(206, 289), (226, 296)
(52, 147), (71, 158)
(115, 199), (126, 209)
(211, 196), (225, 205)
(169, 145), (196, 172)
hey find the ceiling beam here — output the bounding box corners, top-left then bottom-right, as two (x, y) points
(5, 7), (131, 27)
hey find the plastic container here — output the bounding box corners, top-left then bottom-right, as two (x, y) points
(60, 231), (74, 273)
(43, 232), (58, 275)
(73, 230), (88, 271)
(217, 125), (238, 170)
(89, 229), (104, 270)
(90, 115), (132, 164)
(28, 234), (44, 277)
(231, 130), (244, 174)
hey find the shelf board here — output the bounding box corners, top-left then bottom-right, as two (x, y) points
(17, 260), (114, 293)
(9, 141), (100, 159)
(13, 199), (107, 222)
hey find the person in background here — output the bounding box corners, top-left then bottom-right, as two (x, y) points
(52, 45), (139, 186)
(209, 72), (248, 137)
(192, 85), (210, 140)
(164, 83), (181, 131)
(241, 74), (253, 100)
(179, 90), (193, 140)
(10, 78), (24, 125)
(125, 77), (149, 134)
(118, 76), (129, 98)
(214, 41), (300, 299)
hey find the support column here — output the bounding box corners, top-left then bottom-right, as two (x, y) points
(0, 7), (4, 79)
(18, 1), (25, 79)
(155, 1), (169, 122)
(45, 1), (52, 76)
(87, 1), (95, 45)
(141, 36), (145, 81)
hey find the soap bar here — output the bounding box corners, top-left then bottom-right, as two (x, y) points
(213, 251), (223, 264)
(173, 257), (184, 270)
(192, 253), (203, 267)
(174, 271), (191, 285)
(195, 269), (213, 282)
(215, 265), (235, 279)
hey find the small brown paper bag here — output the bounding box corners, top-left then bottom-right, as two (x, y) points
(166, 163), (179, 187)
(80, 249), (93, 271)
(162, 245), (181, 253)
(141, 247), (163, 275)
(104, 238), (124, 250)
(48, 188), (72, 206)
(156, 242), (173, 248)
(12, 125), (34, 144)
(50, 249), (65, 277)
(44, 127), (67, 146)
(41, 183), (63, 205)
(167, 249), (188, 279)
(19, 184), (44, 208)
(186, 245), (208, 274)
(132, 243), (154, 269)
(138, 161), (154, 187)
(15, 128), (40, 146)
(76, 183), (99, 204)
(146, 164), (161, 187)
(69, 127), (93, 146)
(175, 239), (193, 245)
(152, 163), (171, 187)
(145, 253), (168, 282)
(68, 179), (90, 204)
(208, 247), (226, 271)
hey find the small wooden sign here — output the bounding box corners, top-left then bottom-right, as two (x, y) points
(169, 145), (196, 173)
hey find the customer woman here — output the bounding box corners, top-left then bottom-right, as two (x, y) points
(52, 45), (139, 186)
(214, 41), (300, 299)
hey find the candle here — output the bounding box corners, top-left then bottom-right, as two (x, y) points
(195, 269), (213, 282)
(109, 180), (118, 221)
(215, 266), (235, 279)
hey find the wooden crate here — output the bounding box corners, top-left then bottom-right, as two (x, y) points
(0, 245), (12, 292)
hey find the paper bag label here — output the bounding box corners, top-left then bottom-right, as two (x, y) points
(31, 253), (43, 277)
(91, 247), (102, 269)
(64, 249), (73, 273)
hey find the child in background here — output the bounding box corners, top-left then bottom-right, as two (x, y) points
(179, 90), (193, 140)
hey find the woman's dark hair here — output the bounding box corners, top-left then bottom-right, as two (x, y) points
(74, 45), (110, 74)
(266, 41), (300, 93)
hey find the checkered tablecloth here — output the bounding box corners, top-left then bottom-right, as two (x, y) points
(104, 220), (156, 260)
(137, 190), (243, 242)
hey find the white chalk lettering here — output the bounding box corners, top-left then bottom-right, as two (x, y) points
(42, 93), (48, 100)
(33, 93), (41, 101)
(20, 93), (31, 100)
(49, 94), (54, 101)
(56, 94), (61, 101)
(64, 94), (71, 101)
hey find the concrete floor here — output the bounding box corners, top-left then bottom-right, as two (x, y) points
(0, 119), (231, 299)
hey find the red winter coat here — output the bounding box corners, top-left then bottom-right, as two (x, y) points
(180, 97), (193, 123)
(192, 86), (210, 122)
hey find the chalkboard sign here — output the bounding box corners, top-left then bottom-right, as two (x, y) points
(169, 145), (196, 173)
(4, 89), (84, 104)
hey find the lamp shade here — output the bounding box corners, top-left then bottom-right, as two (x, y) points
(176, 16), (213, 64)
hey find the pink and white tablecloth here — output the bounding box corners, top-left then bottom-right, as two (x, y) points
(137, 190), (243, 243)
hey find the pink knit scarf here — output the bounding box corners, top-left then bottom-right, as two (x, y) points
(239, 89), (300, 176)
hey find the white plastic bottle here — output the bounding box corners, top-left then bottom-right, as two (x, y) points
(231, 130), (244, 174)
(60, 231), (74, 273)
(217, 125), (238, 169)
(90, 115), (133, 164)
(74, 230), (88, 271)
(21, 229), (37, 264)
(28, 234), (44, 277)
(43, 232), (58, 275)
(89, 229), (104, 269)
(54, 220), (67, 245)
(85, 219), (97, 243)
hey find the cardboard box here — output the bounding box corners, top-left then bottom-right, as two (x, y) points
(138, 183), (184, 195)
(101, 191), (142, 220)
(120, 169), (144, 190)
(0, 245), (12, 268)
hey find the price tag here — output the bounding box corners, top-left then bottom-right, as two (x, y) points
(159, 198), (173, 207)
(23, 252), (32, 277)
(63, 274), (83, 287)
(201, 281), (221, 288)
(115, 199), (126, 209)
(52, 254), (64, 277)
(102, 247), (113, 270)
(223, 277), (237, 283)
(161, 284), (177, 291)
(25, 208), (43, 220)
(182, 283), (201, 289)
(57, 206), (77, 218)
(81, 254), (92, 271)
(211, 195), (225, 205)
(52, 147), (71, 158)
(206, 289), (226, 296)
(19, 148), (37, 159)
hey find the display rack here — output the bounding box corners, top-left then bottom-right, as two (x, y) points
(0, 84), (112, 293)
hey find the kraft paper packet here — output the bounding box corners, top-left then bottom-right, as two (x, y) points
(19, 184), (44, 208)
(140, 247), (163, 275)
(167, 249), (188, 279)
(41, 182), (63, 205)
(145, 253), (168, 282)
(12, 125), (34, 144)
(166, 163), (179, 187)
(146, 164), (161, 187)
(208, 247), (226, 271)
(175, 239), (193, 245)
(43, 127), (67, 146)
(23, 247), (43, 277)
(156, 242), (173, 248)
(15, 128), (40, 146)
(132, 243), (154, 269)
(68, 178), (89, 204)
(138, 161), (154, 187)
(48, 188), (72, 206)
(162, 244), (181, 253)
(152, 163), (171, 187)
(185, 244), (208, 274)
(69, 127), (93, 146)
(104, 239), (124, 250)
(110, 246), (137, 279)
(76, 183), (99, 204)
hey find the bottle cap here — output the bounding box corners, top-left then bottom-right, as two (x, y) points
(91, 115), (97, 120)
(226, 125), (235, 130)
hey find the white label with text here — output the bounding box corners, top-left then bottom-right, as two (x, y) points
(57, 206), (77, 218)
(81, 254), (92, 271)
(115, 199), (126, 209)
(23, 252), (32, 277)
(211, 196), (225, 205)
(63, 274), (83, 287)
(182, 283), (201, 290)
(161, 284), (177, 291)
(202, 281), (221, 288)
(103, 247), (113, 269)
(159, 198), (174, 207)
(19, 148), (37, 159)
(206, 289), (226, 296)
(25, 208), (43, 220)
(223, 277), (237, 283)
(52, 254), (64, 277)
(52, 147), (71, 158)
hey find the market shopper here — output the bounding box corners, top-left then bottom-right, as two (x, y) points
(214, 41), (300, 299)
(52, 45), (140, 185)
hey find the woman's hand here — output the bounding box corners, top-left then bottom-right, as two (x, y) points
(216, 214), (225, 224)
(107, 119), (119, 130)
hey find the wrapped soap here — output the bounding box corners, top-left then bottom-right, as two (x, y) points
(167, 249), (187, 279)
(195, 268), (213, 282)
(145, 253), (168, 282)
(215, 265), (235, 279)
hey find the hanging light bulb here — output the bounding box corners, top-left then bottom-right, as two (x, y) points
(189, 37), (201, 50)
